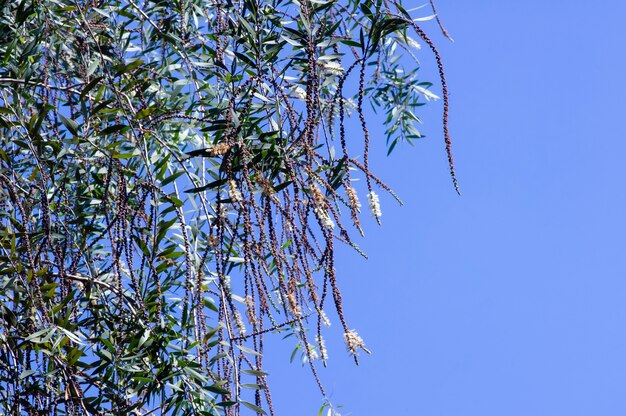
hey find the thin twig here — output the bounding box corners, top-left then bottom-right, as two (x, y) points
(429, 0), (454, 41)
(0, 78), (84, 94)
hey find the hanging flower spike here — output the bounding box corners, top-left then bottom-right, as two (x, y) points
(210, 141), (231, 157)
(310, 183), (325, 205)
(234, 310), (246, 337)
(320, 60), (344, 75)
(319, 309), (331, 327)
(311, 183), (335, 230)
(346, 187), (361, 212)
(286, 291), (301, 317)
(343, 329), (370, 357)
(228, 179), (242, 203)
(307, 343), (320, 361)
(367, 191), (382, 218)
(315, 206), (335, 230)
(245, 295), (258, 326)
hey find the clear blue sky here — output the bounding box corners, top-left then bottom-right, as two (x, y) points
(264, 1), (626, 415)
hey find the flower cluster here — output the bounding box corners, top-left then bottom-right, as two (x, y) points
(343, 329), (369, 357)
(319, 310), (331, 327)
(367, 191), (382, 217)
(311, 183), (335, 229)
(320, 60), (344, 75)
(234, 310), (246, 337)
(315, 206), (335, 230)
(255, 172), (276, 200)
(207, 142), (231, 157)
(310, 183), (325, 205)
(346, 187), (361, 212)
(228, 180), (242, 203)
(245, 295), (258, 326)
(307, 343), (319, 361)
(286, 291), (301, 317)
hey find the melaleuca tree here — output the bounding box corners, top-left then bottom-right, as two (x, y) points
(0, 0), (457, 414)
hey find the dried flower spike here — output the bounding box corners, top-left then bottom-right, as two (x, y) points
(286, 291), (301, 317)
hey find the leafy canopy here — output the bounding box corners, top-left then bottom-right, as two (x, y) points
(0, 0), (456, 414)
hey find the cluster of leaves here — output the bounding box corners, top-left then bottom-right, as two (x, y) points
(0, 0), (454, 414)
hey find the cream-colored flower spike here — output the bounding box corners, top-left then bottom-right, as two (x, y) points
(307, 344), (319, 361)
(234, 310), (246, 337)
(367, 191), (382, 217)
(346, 187), (361, 212)
(321, 61), (343, 75)
(343, 329), (371, 357)
(228, 180), (242, 203)
(319, 310), (331, 327)
(315, 207), (335, 230)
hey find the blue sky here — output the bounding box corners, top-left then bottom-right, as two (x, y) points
(264, 1), (626, 415)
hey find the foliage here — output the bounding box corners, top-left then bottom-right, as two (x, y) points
(0, 0), (456, 414)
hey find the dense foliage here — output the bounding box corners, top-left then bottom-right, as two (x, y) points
(0, 0), (456, 414)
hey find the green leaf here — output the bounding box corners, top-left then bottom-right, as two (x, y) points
(241, 383), (265, 390)
(161, 171), (185, 186)
(206, 384), (230, 395)
(236, 345), (261, 356)
(25, 328), (56, 344)
(19, 370), (36, 379)
(100, 124), (129, 136)
(80, 76), (104, 100)
(216, 401), (237, 407)
(185, 178), (227, 193)
(135, 106), (158, 119)
(241, 369), (269, 377)
(241, 401), (267, 415)
(59, 114), (79, 136)
(113, 59), (145, 76)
